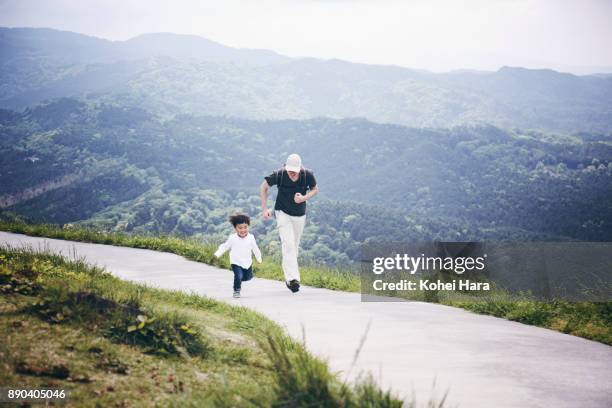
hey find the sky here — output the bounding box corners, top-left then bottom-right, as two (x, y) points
(1, 0), (611, 75)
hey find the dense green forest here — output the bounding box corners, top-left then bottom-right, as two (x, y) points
(1, 97), (611, 264)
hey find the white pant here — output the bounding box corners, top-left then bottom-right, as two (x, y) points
(275, 210), (306, 282)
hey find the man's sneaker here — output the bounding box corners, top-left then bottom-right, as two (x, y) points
(233, 290), (241, 298)
(288, 280), (300, 293)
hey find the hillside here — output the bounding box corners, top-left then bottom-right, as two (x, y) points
(2, 27), (612, 133)
(0, 243), (405, 407)
(1, 98), (611, 264)
(2, 230), (610, 408)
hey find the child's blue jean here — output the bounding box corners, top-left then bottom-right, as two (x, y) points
(231, 264), (253, 291)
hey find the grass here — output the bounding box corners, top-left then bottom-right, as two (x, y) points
(260, 332), (407, 408)
(1, 218), (610, 346)
(0, 218), (360, 292)
(0, 243), (428, 407)
(446, 294), (612, 345)
(362, 270), (612, 345)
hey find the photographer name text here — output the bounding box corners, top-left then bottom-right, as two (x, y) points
(372, 279), (490, 291)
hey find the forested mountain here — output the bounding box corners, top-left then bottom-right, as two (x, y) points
(1, 98), (611, 263)
(2, 27), (612, 133)
(2, 27), (611, 264)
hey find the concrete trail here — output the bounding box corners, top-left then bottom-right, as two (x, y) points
(1, 231), (611, 407)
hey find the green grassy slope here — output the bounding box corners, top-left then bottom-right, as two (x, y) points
(0, 244), (416, 407)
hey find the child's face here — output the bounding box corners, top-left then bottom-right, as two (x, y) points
(235, 223), (249, 238)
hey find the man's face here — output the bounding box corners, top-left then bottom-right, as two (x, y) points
(235, 223), (249, 238)
(287, 170), (299, 180)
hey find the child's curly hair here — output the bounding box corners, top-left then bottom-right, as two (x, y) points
(229, 214), (250, 227)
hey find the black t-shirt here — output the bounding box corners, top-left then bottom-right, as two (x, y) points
(265, 168), (317, 216)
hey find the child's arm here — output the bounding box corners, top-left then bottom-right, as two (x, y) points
(214, 235), (232, 258)
(251, 236), (263, 264)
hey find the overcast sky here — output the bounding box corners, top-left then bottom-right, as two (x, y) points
(1, 0), (611, 74)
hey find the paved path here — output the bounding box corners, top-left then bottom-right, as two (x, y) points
(1, 231), (611, 407)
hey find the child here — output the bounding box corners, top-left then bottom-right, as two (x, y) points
(214, 214), (262, 298)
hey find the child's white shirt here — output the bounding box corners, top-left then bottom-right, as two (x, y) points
(214, 233), (262, 269)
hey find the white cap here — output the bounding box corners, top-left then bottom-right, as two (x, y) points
(285, 153), (302, 172)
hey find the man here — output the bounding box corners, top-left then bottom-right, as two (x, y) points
(260, 153), (319, 293)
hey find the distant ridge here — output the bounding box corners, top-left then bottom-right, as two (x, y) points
(0, 26), (290, 65)
(1, 27), (612, 133)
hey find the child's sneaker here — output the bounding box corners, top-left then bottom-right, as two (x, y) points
(287, 280), (300, 293)
(233, 290), (241, 298)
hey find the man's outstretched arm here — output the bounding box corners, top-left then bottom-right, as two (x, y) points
(260, 180), (272, 219)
